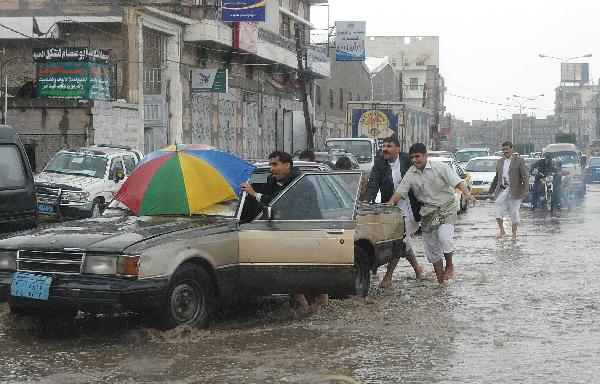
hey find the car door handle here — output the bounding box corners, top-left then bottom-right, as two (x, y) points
(327, 229), (344, 234)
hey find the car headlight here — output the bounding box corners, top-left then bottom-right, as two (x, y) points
(83, 254), (139, 276)
(62, 191), (90, 203)
(0, 250), (17, 271)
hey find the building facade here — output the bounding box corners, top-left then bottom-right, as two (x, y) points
(0, 0), (329, 167)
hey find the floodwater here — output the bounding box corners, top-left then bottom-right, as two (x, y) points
(1, 185), (600, 383)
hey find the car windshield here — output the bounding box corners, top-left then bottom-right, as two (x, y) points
(548, 151), (578, 168)
(465, 159), (497, 172)
(589, 157), (600, 166)
(326, 141), (372, 163)
(455, 151), (488, 162)
(44, 152), (108, 178)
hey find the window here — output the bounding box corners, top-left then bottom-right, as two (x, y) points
(329, 89), (334, 108)
(339, 88), (344, 109)
(109, 158), (124, 180)
(280, 14), (291, 38)
(270, 174), (361, 220)
(0, 145), (26, 189)
(315, 84), (321, 106)
(123, 155), (136, 175)
(410, 78), (419, 90)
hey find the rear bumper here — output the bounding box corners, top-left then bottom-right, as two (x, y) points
(0, 271), (168, 313)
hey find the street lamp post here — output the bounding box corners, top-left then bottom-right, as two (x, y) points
(499, 107), (514, 141)
(506, 94), (544, 153)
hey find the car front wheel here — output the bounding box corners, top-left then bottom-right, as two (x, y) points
(354, 247), (371, 298)
(156, 263), (216, 330)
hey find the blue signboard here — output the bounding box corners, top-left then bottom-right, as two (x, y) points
(222, 0), (266, 22)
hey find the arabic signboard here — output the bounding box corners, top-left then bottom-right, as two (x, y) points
(33, 47), (110, 64)
(33, 48), (111, 100)
(191, 69), (229, 93)
(234, 22), (258, 54)
(222, 0), (266, 22)
(335, 21), (366, 61)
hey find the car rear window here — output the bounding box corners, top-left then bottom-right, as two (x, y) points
(0, 144), (26, 189)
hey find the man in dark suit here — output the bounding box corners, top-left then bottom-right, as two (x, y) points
(366, 136), (423, 288)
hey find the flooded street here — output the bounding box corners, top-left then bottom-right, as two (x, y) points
(2, 185), (600, 384)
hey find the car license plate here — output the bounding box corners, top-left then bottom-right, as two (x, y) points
(37, 203), (54, 213)
(10, 272), (52, 300)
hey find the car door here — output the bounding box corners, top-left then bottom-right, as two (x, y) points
(238, 172), (362, 297)
(108, 157), (125, 196)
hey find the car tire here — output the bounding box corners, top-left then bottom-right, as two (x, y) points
(156, 263), (216, 330)
(90, 198), (103, 218)
(354, 247), (371, 298)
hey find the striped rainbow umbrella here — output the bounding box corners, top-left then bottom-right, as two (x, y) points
(114, 144), (255, 215)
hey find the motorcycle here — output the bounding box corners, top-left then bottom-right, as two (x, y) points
(537, 173), (553, 212)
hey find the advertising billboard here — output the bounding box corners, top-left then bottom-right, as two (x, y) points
(335, 21), (366, 61)
(222, 0), (266, 22)
(561, 63), (590, 83)
(33, 47), (110, 100)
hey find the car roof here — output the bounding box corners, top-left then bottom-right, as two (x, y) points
(544, 143), (578, 152)
(457, 147), (488, 152)
(468, 156), (501, 161)
(428, 156), (453, 162)
(0, 124), (22, 144)
(253, 160), (332, 171)
(60, 145), (139, 157)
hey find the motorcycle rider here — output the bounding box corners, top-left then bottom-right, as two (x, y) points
(530, 153), (558, 211)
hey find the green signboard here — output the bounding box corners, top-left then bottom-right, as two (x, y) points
(191, 69), (229, 93)
(33, 48), (111, 100)
(36, 62), (110, 100)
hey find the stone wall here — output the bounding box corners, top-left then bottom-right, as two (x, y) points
(6, 99), (141, 171)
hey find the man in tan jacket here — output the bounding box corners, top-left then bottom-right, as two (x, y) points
(490, 141), (529, 240)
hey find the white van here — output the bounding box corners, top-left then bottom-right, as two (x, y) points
(325, 138), (379, 173)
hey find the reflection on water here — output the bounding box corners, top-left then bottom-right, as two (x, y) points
(1, 185), (600, 383)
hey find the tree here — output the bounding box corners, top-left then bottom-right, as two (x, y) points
(555, 132), (577, 144)
(514, 143), (533, 156)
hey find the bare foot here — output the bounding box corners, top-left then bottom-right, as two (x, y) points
(415, 265), (424, 280)
(444, 264), (454, 280)
(379, 276), (392, 288)
(314, 294), (329, 307)
(495, 231), (506, 239)
(511, 233), (517, 241)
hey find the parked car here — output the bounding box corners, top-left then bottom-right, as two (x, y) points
(35, 144), (142, 220)
(0, 125), (37, 236)
(455, 147), (490, 168)
(464, 156), (501, 197)
(428, 156), (472, 213)
(0, 167), (406, 329)
(584, 156), (600, 183)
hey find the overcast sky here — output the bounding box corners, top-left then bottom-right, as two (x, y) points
(311, 0), (600, 123)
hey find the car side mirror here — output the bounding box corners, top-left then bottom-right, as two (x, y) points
(115, 170), (125, 182)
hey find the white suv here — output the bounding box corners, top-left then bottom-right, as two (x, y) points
(35, 144), (143, 219)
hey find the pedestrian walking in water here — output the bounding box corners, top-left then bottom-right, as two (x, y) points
(387, 143), (475, 283)
(489, 141), (529, 240)
(365, 136), (424, 287)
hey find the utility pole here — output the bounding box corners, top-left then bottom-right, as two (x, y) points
(295, 25), (314, 149)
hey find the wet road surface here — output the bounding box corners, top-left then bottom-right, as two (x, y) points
(1, 185), (600, 383)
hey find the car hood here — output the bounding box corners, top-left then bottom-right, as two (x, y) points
(0, 214), (235, 253)
(468, 171), (496, 183)
(35, 172), (103, 191)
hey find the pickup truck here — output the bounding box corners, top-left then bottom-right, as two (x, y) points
(0, 169), (405, 329)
